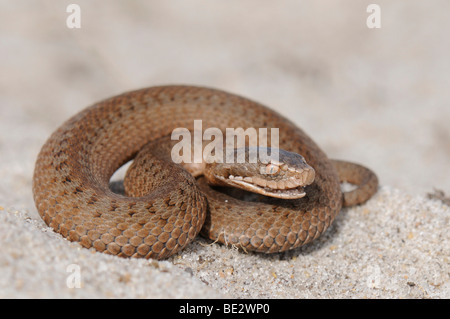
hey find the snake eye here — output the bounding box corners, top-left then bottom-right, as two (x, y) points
(264, 164), (279, 175)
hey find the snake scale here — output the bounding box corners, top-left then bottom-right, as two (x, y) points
(33, 85), (378, 259)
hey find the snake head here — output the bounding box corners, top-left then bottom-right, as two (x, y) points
(204, 147), (315, 199)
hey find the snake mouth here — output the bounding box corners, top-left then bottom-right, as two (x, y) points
(216, 175), (307, 199)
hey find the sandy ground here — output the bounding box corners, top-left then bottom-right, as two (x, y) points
(0, 1), (449, 298)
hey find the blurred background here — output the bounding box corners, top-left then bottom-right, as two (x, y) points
(1, 0), (449, 209)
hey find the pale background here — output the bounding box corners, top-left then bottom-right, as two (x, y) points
(0, 1), (448, 298)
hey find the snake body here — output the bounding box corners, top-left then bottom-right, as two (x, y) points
(33, 85), (378, 259)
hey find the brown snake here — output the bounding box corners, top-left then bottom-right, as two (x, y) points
(33, 85), (378, 259)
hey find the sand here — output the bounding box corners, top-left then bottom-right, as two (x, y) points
(0, 1), (448, 298)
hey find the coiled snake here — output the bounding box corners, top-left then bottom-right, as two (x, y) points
(33, 85), (378, 259)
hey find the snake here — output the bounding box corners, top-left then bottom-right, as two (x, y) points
(32, 85), (378, 260)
